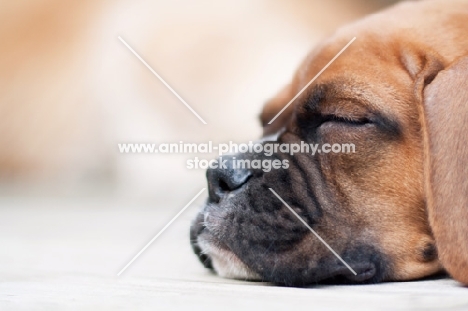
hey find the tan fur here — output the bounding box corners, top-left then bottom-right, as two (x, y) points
(261, 0), (468, 284)
(423, 57), (468, 284)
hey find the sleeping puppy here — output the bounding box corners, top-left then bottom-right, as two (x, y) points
(191, 0), (468, 286)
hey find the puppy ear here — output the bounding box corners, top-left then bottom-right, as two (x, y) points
(422, 56), (468, 284)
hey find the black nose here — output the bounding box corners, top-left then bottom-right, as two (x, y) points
(207, 154), (252, 202)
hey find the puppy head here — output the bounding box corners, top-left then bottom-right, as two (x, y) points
(191, 22), (468, 286)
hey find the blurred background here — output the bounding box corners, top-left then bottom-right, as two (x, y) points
(0, 0), (400, 202)
(1, 1), (409, 306)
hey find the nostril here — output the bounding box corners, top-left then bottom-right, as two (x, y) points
(218, 178), (231, 192)
(208, 171), (251, 203)
(218, 172), (251, 192)
(207, 155), (252, 202)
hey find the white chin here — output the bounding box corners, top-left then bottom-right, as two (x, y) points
(198, 239), (262, 281)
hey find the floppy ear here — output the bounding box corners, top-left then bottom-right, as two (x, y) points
(422, 56), (468, 285)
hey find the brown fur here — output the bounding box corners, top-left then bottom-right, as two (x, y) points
(260, 0), (468, 284)
(423, 57), (468, 284)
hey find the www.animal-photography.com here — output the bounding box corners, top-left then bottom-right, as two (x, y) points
(1, 0), (467, 310)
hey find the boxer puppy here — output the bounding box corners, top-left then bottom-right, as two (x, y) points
(191, 0), (468, 286)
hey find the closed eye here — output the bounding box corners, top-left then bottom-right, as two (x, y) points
(320, 115), (372, 127)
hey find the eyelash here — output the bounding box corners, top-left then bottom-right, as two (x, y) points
(321, 115), (371, 126)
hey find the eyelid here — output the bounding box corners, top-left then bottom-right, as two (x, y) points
(321, 114), (372, 125)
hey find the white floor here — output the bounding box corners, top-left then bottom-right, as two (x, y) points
(1, 196), (467, 310)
